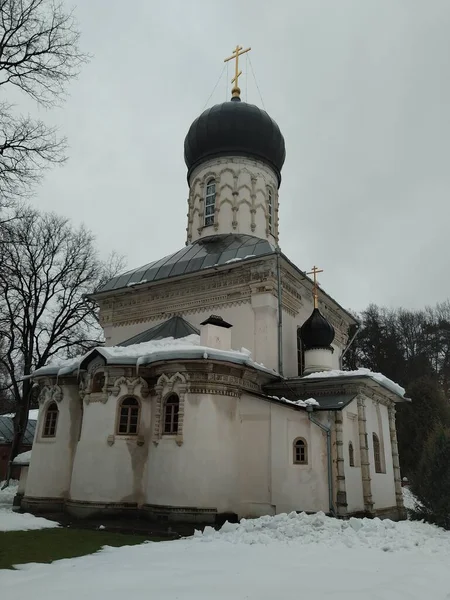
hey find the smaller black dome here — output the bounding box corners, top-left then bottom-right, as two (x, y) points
(300, 308), (335, 350)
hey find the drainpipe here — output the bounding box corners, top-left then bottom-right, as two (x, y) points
(306, 405), (336, 516)
(276, 247), (283, 376)
(339, 323), (360, 370)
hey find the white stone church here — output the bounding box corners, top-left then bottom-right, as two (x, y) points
(19, 63), (407, 524)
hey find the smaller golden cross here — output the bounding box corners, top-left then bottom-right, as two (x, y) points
(224, 45), (251, 99)
(307, 265), (324, 309)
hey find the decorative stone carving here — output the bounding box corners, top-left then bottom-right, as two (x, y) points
(110, 376), (150, 398)
(38, 384), (63, 405)
(153, 372), (187, 446)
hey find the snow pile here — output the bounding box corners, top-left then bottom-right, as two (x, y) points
(0, 480), (19, 507)
(304, 368), (405, 397)
(32, 334), (276, 379)
(402, 486), (421, 511)
(0, 480), (59, 532)
(13, 450), (32, 465)
(269, 395), (319, 408)
(195, 511), (450, 553)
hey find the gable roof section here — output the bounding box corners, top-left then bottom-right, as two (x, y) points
(119, 316), (200, 347)
(0, 416), (36, 445)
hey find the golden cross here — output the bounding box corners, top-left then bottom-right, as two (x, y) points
(224, 45), (251, 99)
(307, 265), (324, 309)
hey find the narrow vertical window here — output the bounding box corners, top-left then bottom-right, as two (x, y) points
(293, 438), (308, 464)
(117, 397), (140, 435)
(92, 372), (105, 393)
(204, 179), (216, 226)
(373, 433), (382, 473)
(297, 328), (304, 376)
(349, 442), (355, 467)
(267, 188), (274, 233)
(43, 402), (59, 438)
(163, 394), (179, 435)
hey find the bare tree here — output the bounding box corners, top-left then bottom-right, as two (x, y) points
(0, 208), (124, 479)
(0, 0), (88, 203)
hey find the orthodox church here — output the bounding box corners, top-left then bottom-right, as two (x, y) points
(19, 48), (407, 524)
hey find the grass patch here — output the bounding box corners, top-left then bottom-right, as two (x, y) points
(0, 528), (156, 570)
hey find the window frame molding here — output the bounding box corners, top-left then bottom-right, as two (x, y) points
(204, 178), (216, 227)
(115, 395), (141, 437)
(41, 401), (59, 439)
(153, 372), (187, 446)
(349, 441), (355, 467)
(293, 437), (308, 465)
(267, 186), (274, 234)
(372, 432), (384, 474)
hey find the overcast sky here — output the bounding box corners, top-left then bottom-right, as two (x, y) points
(28, 0), (450, 313)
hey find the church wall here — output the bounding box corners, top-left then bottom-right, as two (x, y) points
(24, 384), (80, 505)
(238, 395), (329, 516)
(187, 157), (279, 245)
(366, 400), (396, 510)
(145, 392), (240, 514)
(341, 401), (365, 513)
(69, 388), (152, 507)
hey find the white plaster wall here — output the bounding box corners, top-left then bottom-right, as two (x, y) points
(106, 302), (279, 374)
(341, 401), (364, 513)
(365, 400), (396, 509)
(69, 382), (152, 505)
(146, 392), (328, 518)
(187, 157), (279, 245)
(146, 392), (240, 513)
(25, 385), (81, 500)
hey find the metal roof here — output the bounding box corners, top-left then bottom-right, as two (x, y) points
(0, 416), (36, 445)
(118, 316), (200, 347)
(97, 234), (275, 294)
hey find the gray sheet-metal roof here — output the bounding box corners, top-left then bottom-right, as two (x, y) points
(119, 316), (200, 347)
(96, 234), (275, 293)
(312, 393), (357, 410)
(0, 416), (36, 445)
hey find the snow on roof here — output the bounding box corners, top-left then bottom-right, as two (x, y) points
(269, 396), (319, 409)
(31, 334), (278, 379)
(303, 368), (405, 398)
(13, 450), (32, 465)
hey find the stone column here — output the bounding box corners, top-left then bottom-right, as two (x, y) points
(388, 404), (405, 518)
(251, 290), (278, 372)
(357, 395), (374, 514)
(334, 411), (347, 516)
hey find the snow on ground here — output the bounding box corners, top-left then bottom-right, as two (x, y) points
(0, 480), (58, 532)
(2, 511), (450, 599)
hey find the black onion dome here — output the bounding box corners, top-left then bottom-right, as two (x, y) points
(184, 97), (286, 186)
(300, 308), (335, 350)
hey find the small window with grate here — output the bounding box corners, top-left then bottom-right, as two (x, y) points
(92, 372), (105, 393)
(267, 188), (274, 233)
(43, 402), (59, 438)
(204, 179), (216, 227)
(117, 397), (140, 435)
(163, 394), (180, 435)
(349, 442), (355, 467)
(293, 438), (308, 464)
(373, 433), (382, 473)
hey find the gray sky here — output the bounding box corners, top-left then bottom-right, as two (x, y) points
(29, 0), (450, 313)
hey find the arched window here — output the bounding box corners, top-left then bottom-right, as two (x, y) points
(204, 179), (216, 226)
(296, 328), (304, 376)
(267, 188), (274, 233)
(43, 402), (59, 437)
(293, 438), (308, 464)
(163, 394), (179, 435)
(373, 433), (382, 473)
(117, 397), (140, 435)
(92, 371), (105, 393)
(349, 442), (355, 467)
